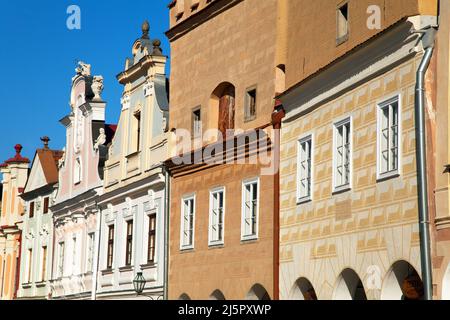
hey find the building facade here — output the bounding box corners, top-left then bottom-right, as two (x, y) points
(0, 145), (30, 300)
(49, 62), (115, 300)
(165, 0), (284, 300)
(96, 22), (169, 300)
(277, 0), (438, 300)
(17, 137), (63, 299)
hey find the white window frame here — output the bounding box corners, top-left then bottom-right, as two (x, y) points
(332, 116), (352, 193)
(40, 245), (48, 282)
(208, 187), (226, 247)
(296, 134), (314, 203)
(377, 94), (401, 181)
(123, 214), (135, 267)
(241, 177), (260, 241)
(144, 205), (158, 264)
(180, 194), (196, 250)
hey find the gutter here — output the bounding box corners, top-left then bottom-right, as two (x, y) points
(163, 165), (170, 300)
(414, 26), (437, 300)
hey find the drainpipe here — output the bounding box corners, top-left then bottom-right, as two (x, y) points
(163, 165), (170, 300)
(414, 27), (437, 300)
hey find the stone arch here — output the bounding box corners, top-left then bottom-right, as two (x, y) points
(333, 268), (367, 300)
(442, 263), (450, 300)
(290, 277), (318, 300)
(246, 283), (271, 300)
(179, 293), (191, 300)
(209, 82), (235, 138)
(275, 64), (286, 94)
(209, 289), (226, 300)
(381, 260), (424, 300)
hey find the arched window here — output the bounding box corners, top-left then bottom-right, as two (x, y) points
(210, 83), (235, 139)
(209, 289), (226, 300)
(179, 293), (191, 300)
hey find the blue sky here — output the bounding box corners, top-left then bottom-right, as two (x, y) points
(0, 0), (170, 165)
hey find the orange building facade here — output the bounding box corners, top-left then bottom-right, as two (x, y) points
(165, 0), (285, 300)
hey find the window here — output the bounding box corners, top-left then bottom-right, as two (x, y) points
(106, 225), (115, 269)
(245, 87), (257, 121)
(86, 233), (95, 273)
(43, 197), (49, 214)
(337, 3), (349, 44)
(192, 108), (202, 138)
(209, 188), (225, 246)
(74, 157), (82, 184)
(378, 96), (400, 179)
(41, 246), (47, 281)
(133, 111), (141, 153)
(125, 220), (133, 266)
(58, 242), (65, 278)
(29, 202), (35, 218)
(72, 235), (77, 275)
(242, 179), (259, 240)
(297, 135), (313, 202)
(26, 248), (33, 283)
(333, 118), (351, 191)
(180, 196), (195, 250)
(148, 214), (156, 263)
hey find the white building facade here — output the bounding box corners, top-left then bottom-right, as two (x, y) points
(96, 22), (169, 300)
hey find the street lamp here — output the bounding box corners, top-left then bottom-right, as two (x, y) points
(133, 272), (147, 295)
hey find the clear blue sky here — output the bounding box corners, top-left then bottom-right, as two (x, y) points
(0, 0), (170, 165)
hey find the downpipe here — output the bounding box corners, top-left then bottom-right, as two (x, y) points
(414, 27), (436, 300)
(163, 165), (170, 300)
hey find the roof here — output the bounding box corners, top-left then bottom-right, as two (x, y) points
(36, 148), (64, 185)
(105, 124), (117, 145)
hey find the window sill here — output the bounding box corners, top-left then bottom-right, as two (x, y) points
(208, 243), (224, 249)
(101, 269), (114, 275)
(377, 172), (400, 183)
(140, 262), (157, 270)
(244, 115), (257, 123)
(240, 237), (258, 244)
(332, 185), (351, 195)
(35, 281), (46, 288)
(180, 247), (194, 253)
(119, 265), (134, 272)
(21, 283), (32, 289)
(297, 196), (312, 205)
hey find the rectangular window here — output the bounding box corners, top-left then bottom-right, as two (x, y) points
(333, 118), (351, 191)
(125, 220), (133, 266)
(107, 225), (115, 269)
(148, 214), (156, 263)
(86, 233), (95, 273)
(378, 96), (400, 179)
(26, 248), (33, 283)
(242, 179), (259, 240)
(245, 88), (257, 121)
(41, 246), (47, 281)
(29, 202), (35, 218)
(180, 196), (195, 250)
(43, 197), (49, 214)
(58, 242), (65, 278)
(192, 108), (202, 138)
(297, 136), (313, 202)
(134, 112), (141, 152)
(209, 188), (225, 246)
(337, 3), (349, 44)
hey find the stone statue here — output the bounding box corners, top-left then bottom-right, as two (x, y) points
(91, 76), (104, 101)
(58, 148), (66, 168)
(75, 61), (91, 76)
(94, 128), (107, 151)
